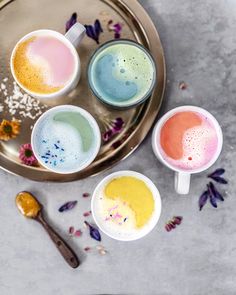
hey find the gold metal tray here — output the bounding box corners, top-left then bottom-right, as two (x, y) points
(0, 0), (165, 182)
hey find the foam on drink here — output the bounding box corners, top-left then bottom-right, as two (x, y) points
(159, 111), (219, 170)
(12, 35), (76, 94)
(89, 40), (156, 107)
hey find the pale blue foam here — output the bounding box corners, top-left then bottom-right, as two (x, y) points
(93, 54), (138, 101)
(32, 108), (99, 173)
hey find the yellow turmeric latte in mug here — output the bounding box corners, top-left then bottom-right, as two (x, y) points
(97, 176), (155, 234)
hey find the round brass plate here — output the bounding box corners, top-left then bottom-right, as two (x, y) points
(0, 0), (165, 182)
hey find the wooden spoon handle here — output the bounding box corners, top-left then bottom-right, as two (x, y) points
(37, 212), (80, 268)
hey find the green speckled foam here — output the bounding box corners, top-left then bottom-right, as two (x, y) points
(54, 112), (93, 152)
(89, 41), (156, 107)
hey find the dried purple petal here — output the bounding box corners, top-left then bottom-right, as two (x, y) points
(112, 117), (124, 132)
(173, 216), (183, 225)
(207, 184), (217, 208)
(74, 229), (82, 237)
(199, 191), (209, 211)
(102, 129), (113, 142)
(85, 25), (96, 40)
(113, 23), (122, 32)
(102, 117), (125, 143)
(165, 224), (172, 232)
(114, 32), (121, 39)
(84, 247), (91, 252)
(84, 221), (101, 241)
(165, 216), (183, 232)
(58, 200), (77, 212)
(82, 192), (90, 198)
(169, 221), (176, 229)
(83, 211), (92, 217)
(85, 19), (103, 44)
(209, 195), (217, 208)
(209, 182), (224, 202)
(112, 140), (122, 149)
(94, 19), (103, 36)
(65, 13), (77, 33)
(208, 168), (225, 178)
(69, 226), (75, 235)
(210, 176), (228, 184)
(107, 20), (122, 39)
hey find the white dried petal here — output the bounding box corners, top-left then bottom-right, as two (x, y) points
(99, 249), (107, 255)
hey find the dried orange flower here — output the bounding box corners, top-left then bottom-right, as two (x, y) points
(0, 119), (20, 141)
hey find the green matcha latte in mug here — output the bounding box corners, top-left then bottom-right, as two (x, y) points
(88, 39), (157, 108)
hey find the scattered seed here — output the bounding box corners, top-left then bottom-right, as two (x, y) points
(1, 79), (47, 120)
(179, 81), (187, 90)
(82, 192), (90, 198)
(74, 229), (82, 237)
(68, 226), (75, 235)
(96, 245), (105, 250)
(84, 247), (91, 252)
(165, 216), (183, 232)
(99, 249), (107, 255)
(83, 211), (92, 217)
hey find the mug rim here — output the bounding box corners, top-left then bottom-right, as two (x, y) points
(10, 29), (80, 99)
(152, 105), (223, 174)
(91, 170), (162, 241)
(87, 38), (157, 109)
(31, 105), (101, 174)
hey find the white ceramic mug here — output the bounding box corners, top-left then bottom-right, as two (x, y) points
(91, 170), (162, 241)
(10, 23), (85, 104)
(152, 106), (223, 195)
(31, 105), (101, 174)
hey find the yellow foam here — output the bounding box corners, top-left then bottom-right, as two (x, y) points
(104, 176), (155, 228)
(12, 37), (61, 94)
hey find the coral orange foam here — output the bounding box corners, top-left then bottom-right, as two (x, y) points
(159, 111), (219, 170)
(160, 111), (202, 160)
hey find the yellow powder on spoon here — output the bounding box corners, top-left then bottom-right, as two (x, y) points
(104, 176), (154, 228)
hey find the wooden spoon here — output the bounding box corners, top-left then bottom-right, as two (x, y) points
(15, 191), (80, 268)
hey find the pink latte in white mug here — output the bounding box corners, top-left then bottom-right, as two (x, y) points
(159, 110), (219, 170)
(10, 23), (85, 103)
(152, 106), (223, 194)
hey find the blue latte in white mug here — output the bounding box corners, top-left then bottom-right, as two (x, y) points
(31, 105), (101, 174)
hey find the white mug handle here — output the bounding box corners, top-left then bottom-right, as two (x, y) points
(175, 172), (191, 194)
(65, 22), (86, 47)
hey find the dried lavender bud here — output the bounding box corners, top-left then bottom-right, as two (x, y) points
(199, 191), (209, 211)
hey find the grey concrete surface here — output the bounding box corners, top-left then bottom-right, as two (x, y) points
(0, 0), (236, 294)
